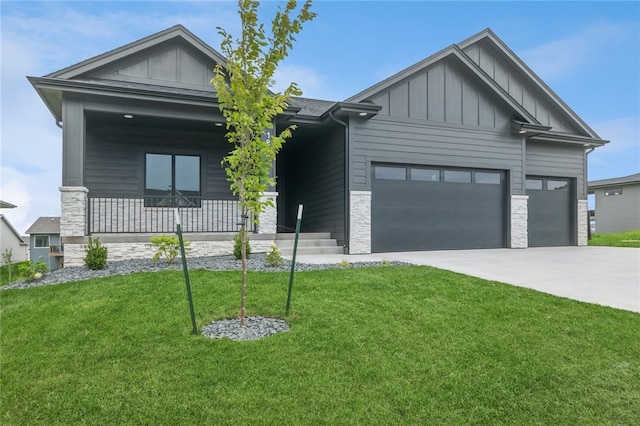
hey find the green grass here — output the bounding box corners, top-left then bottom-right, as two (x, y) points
(2, 266), (639, 425)
(0, 261), (28, 286)
(589, 229), (640, 247)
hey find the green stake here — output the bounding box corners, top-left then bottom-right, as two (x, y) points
(175, 209), (198, 335)
(286, 204), (303, 315)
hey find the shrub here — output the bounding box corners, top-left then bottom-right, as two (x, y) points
(337, 259), (351, 268)
(148, 234), (189, 264)
(18, 259), (49, 281)
(233, 231), (251, 260)
(84, 237), (108, 270)
(265, 243), (284, 267)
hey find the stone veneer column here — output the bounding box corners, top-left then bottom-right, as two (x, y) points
(349, 191), (371, 254)
(60, 186), (88, 237)
(577, 199), (588, 246)
(257, 192), (278, 234)
(510, 195), (528, 249)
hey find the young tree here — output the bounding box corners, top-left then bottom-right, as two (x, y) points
(211, 0), (316, 326)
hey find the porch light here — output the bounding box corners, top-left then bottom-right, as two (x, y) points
(358, 112), (368, 117)
(214, 122), (224, 127)
(123, 114), (134, 119)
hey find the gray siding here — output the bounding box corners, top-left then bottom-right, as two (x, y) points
(92, 43), (216, 91)
(350, 115), (522, 194)
(370, 59), (511, 130)
(463, 40), (582, 135)
(526, 141), (586, 198)
(85, 123), (232, 198)
(29, 234), (61, 271)
(594, 184), (640, 233)
(278, 126), (345, 246)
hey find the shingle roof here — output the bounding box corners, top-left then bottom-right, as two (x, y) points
(588, 173), (640, 188)
(289, 97), (337, 118)
(25, 217), (61, 234)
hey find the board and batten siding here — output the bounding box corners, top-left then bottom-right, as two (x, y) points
(593, 184), (640, 234)
(462, 41), (582, 135)
(525, 141), (586, 198)
(350, 116), (523, 194)
(279, 126), (346, 246)
(85, 123), (233, 198)
(370, 59), (512, 131)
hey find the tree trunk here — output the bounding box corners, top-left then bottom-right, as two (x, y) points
(240, 204), (248, 326)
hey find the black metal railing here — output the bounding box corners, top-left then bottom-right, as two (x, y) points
(88, 195), (255, 234)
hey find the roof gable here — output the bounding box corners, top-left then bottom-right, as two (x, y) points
(25, 217), (61, 234)
(49, 25), (225, 78)
(347, 29), (605, 143)
(347, 45), (536, 130)
(0, 215), (26, 244)
(458, 29), (599, 139)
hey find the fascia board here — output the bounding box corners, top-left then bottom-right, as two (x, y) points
(529, 132), (609, 147)
(47, 25), (226, 80)
(458, 29), (601, 140)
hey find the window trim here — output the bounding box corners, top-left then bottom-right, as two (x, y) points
(34, 235), (49, 248)
(145, 152), (202, 207)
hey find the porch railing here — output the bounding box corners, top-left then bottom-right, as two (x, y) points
(88, 195), (255, 234)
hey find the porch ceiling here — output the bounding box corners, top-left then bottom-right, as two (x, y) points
(86, 111), (226, 133)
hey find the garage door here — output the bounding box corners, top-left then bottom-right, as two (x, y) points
(526, 177), (574, 247)
(371, 164), (506, 252)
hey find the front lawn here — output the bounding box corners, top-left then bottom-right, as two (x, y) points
(589, 229), (640, 247)
(1, 267), (639, 424)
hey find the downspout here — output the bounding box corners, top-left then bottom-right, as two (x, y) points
(328, 110), (349, 254)
(585, 147), (595, 240)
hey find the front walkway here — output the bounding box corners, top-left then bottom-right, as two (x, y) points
(291, 247), (640, 313)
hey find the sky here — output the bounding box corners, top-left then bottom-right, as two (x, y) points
(1, 0), (639, 235)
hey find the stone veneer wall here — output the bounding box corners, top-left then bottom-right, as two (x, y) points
(62, 238), (275, 267)
(257, 192), (278, 234)
(349, 191), (371, 254)
(60, 186), (88, 237)
(510, 195), (528, 248)
(577, 199), (588, 246)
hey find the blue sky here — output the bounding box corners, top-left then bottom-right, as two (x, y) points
(1, 0), (639, 235)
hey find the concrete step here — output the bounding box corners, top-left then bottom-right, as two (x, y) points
(274, 233), (343, 256)
(275, 232), (331, 240)
(279, 245), (345, 256)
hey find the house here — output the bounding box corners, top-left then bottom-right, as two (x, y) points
(28, 25), (607, 266)
(25, 217), (63, 271)
(588, 173), (640, 234)
(0, 214), (29, 263)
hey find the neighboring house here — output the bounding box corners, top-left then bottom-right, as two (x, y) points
(0, 214), (29, 263)
(28, 25), (607, 266)
(588, 173), (640, 234)
(25, 217), (63, 271)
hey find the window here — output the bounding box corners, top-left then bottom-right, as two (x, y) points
(374, 166), (406, 180)
(145, 153), (201, 207)
(411, 168), (440, 182)
(475, 172), (501, 185)
(526, 179), (543, 190)
(34, 235), (49, 248)
(605, 188), (622, 196)
(444, 170), (471, 183)
(547, 180), (568, 191)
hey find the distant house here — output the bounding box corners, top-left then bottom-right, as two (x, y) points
(0, 214), (28, 263)
(29, 25), (608, 266)
(25, 217), (63, 271)
(588, 173), (640, 234)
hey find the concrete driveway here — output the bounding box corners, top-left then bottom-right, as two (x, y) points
(293, 247), (640, 313)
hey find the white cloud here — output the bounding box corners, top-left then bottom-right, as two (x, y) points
(272, 63), (328, 99)
(588, 116), (640, 180)
(519, 22), (630, 81)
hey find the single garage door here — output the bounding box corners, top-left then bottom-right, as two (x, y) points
(371, 164), (506, 252)
(526, 177), (574, 247)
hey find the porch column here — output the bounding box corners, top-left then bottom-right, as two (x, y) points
(577, 199), (588, 246)
(510, 195), (528, 248)
(349, 191), (371, 254)
(258, 191), (278, 234)
(60, 186), (88, 237)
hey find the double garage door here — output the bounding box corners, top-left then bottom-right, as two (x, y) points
(371, 164), (507, 252)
